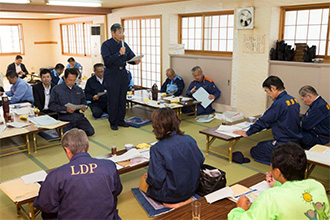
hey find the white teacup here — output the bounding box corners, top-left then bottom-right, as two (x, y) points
(125, 144), (134, 150)
(248, 116), (256, 122)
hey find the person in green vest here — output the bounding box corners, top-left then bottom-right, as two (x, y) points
(228, 142), (329, 220)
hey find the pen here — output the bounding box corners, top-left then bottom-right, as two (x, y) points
(234, 189), (257, 199)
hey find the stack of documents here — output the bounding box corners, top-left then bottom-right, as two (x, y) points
(214, 111), (245, 123)
(11, 107), (31, 115)
(215, 122), (253, 137)
(205, 181), (270, 204)
(29, 115), (58, 126)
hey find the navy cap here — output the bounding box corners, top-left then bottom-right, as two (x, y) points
(232, 151), (251, 164)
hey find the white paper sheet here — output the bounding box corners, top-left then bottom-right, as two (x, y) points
(192, 87), (214, 108)
(7, 122), (30, 128)
(109, 148), (143, 163)
(127, 55), (144, 62)
(0, 125), (6, 132)
(139, 149), (150, 160)
(97, 91), (107, 96)
(21, 170), (47, 184)
(11, 107), (31, 115)
(29, 115), (58, 126)
(305, 150), (330, 166)
(65, 103), (87, 110)
(250, 180), (271, 196)
(205, 186), (234, 203)
(215, 125), (241, 137)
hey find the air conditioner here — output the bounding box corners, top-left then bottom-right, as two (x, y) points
(91, 24), (105, 65)
(236, 7), (254, 30)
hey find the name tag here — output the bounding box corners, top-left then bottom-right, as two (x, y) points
(70, 163), (98, 175)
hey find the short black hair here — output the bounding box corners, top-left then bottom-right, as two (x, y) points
(93, 63), (104, 70)
(111, 23), (123, 33)
(64, 68), (79, 78)
(15, 55), (23, 60)
(6, 70), (18, 78)
(271, 142), (306, 181)
(40, 68), (51, 77)
(262, 76), (285, 91)
(67, 57), (75, 63)
(299, 85), (318, 97)
(55, 63), (65, 70)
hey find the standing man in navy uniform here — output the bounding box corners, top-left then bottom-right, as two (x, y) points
(299, 85), (330, 149)
(34, 129), (122, 220)
(186, 66), (221, 115)
(234, 76), (302, 165)
(101, 23), (141, 130)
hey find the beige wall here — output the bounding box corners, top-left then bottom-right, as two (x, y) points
(49, 15), (105, 78)
(0, 15), (105, 79)
(0, 19), (54, 75)
(269, 61), (330, 113)
(107, 0), (330, 116)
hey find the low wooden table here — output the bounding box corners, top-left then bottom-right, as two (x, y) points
(127, 90), (201, 118)
(0, 127), (31, 157)
(30, 121), (69, 152)
(199, 117), (260, 163)
(1, 148), (150, 220)
(154, 173), (265, 220)
(305, 143), (330, 178)
(199, 126), (242, 163)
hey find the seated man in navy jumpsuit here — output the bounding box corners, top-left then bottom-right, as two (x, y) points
(101, 23), (141, 130)
(49, 68), (95, 136)
(34, 129), (122, 220)
(299, 85), (330, 149)
(234, 76), (302, 165)
(186, 66), (221, 115)
(160, 68), (184, 96)
(85, 63), (108, 119)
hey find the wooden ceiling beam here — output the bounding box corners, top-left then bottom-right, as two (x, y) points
(0, 3), (112, 15)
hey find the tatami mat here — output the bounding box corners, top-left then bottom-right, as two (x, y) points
(0, 106), (329, 220)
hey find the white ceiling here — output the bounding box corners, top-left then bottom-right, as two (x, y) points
(0, 0), (187, 19)
(0, 12), (89, 19)
(29, 0), (186, 8)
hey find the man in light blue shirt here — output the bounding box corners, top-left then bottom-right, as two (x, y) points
(66, 57), (83, 79)
(4, 71), (34, 104)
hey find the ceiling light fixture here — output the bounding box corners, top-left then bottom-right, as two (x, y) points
(0, 0), (30, 3)
(46, 0), (102, 7)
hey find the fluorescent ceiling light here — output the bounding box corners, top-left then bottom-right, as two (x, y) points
(46, 0), (102, 7)
(0, 0), (30, 3)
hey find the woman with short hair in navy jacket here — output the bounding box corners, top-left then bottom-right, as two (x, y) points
(139, 108), (205, 207)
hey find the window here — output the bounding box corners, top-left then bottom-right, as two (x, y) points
(122, 16), (162, 88)
(60, 22), (91, 56)
(280, 3), (330, 58)
(179, 11), (234, 56)
(0, 24), (24, 55)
